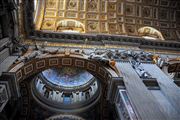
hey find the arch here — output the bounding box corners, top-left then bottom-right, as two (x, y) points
(56, 19), (85, 33)
(138, 26), (165, 40)
(8, 53), (115, 86)
(8, 53), (116, 113)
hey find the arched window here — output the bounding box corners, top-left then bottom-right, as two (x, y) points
(138, 26), (165, 40)
(56, 19), (85, 33)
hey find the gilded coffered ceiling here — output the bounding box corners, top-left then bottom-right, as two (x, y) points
(33, 0), (180, 41)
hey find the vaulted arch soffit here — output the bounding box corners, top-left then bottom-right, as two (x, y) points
(32, 0), (179, 40)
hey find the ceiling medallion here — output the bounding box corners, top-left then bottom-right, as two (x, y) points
(68, 0), (77, 9)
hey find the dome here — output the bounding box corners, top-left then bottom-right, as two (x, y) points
(31, 67), (101, 112)
(41, 67), (94, 89)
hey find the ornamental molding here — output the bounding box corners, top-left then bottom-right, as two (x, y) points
(22, 0), (180, 51)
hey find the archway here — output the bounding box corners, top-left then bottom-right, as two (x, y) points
(138, 26), (165, 40)
(56, 19), (85, 33)
(8, 52), (117, 119)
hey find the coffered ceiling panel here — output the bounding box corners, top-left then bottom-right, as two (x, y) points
(33, 0), (179, 41)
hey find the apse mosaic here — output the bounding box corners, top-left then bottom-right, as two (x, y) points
(42, 67), (94, 87)
(33, 0), (179, 40)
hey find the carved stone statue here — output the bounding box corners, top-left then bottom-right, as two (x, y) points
(130, 59), (152, 79)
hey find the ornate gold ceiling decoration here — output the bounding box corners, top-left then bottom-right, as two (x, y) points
(33, 0), (178, 40)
